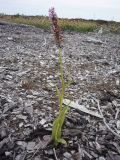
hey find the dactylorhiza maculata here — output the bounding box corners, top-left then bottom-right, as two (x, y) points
(49, 7), (63, 47)
(49, 7), (69, 146)
(49, 7), (57, 20)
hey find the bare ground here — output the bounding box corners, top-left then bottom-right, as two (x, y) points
(0, 22), (120, 160)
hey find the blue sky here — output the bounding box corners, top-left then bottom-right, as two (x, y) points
(0, 0), (120, 21)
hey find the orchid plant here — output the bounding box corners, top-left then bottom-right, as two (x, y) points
(49, 7), (69, 146)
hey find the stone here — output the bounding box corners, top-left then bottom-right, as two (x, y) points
(39, 119), (46, 125)
(27, 142), (36, 151)
(16, 114), (27, 120)
(16, 141), (27, 148)
(63, 152), (72, 159)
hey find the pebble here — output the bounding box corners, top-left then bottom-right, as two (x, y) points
(98, 157), (106, 160)
(16, 114), (27, 120)
(34, 157), (42, 160)
(25, 105), (33, 116)
(32, 91), (40, 96)
(39, 118), (46, 125)
(26, 95), (36, 99)
(15, 154), (21, 160)
(44, 149), (53, 155)
(6, 75), (13, 80)
(0, 127), (7, 139)
(116, 120), (120, 130)
(5, 151), (11, 156)
(16, 141), (27, 148)
(8, 37), (13, 41)
(19, 122), (24, 128)
(63, 152), (72, 159)
(27, 142), (36, 151)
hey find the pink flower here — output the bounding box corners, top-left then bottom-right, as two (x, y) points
(49, 7), (63, 47)
(49, 7), (57, 20)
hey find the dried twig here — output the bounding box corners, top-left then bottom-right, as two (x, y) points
(0, 137), (9, 149)
(42, 37), (47, 47)
(77, 143), (83, 160)
(115, 108), (119, 119)
(93, 98), (120, 139)
(82, 149), (93, 159)
(30, 144), (40, 160)
(53, 148), (59, 160)
(30, 136), (51, 160)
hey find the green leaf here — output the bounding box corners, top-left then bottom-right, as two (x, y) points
(58, 106), (69, 127)
(52, 116), (60, 142)
(56, 86), (60, 98)
(57, 138), (67, 145)
(65, 80), (74, 89)
(52, 106), (69, 146)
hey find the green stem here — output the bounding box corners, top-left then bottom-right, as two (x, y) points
(58, 49), (65, 113)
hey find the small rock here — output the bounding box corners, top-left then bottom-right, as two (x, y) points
(34, 157), (42, 160)
(26, 95), (36, 99)
(25, 105), (33, 116)
(5, 151), (11, 156)
(15, 154), (21, 160)
(16, 141), (27, 148)
(47, 75), (54, 80)
(117, 120), (120, 130)
(0, 96), (8, 105)
(48, 82), (55, 87)
(0, 127), (7, 139)
(98, 156), (106, 160)
(3, 104), (9, 113)
(116, 78), (119, 86)
(16, 114), (27, 120)
(71, 150), (75, 154)
(63, 152), (72, 159)
(8, 37), (13, 41)
(23, 128), (32, 136)
(27, 142), (36, 151)
(19, 122), (24, 128)
(39, 119), (46, 125)
(6, 75), (13, 80)
(91, 151), (98, 158)
(43, 135), (51, 142)
(43, 124), (49, 128)
(44, 149), (53, 155)
(32, 91), (40, 96)
(112, 100), (117, 107)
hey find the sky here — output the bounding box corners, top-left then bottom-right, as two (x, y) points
(0, 0), (120, 22)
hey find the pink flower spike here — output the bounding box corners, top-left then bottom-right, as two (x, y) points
(49, 7), (57, 20)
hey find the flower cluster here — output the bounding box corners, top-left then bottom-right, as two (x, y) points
(49, 7), (63, 47)
(49, 7), (57, 20)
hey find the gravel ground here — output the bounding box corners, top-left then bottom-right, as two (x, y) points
(0, 22), (120, 160)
